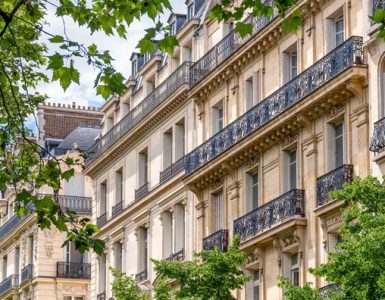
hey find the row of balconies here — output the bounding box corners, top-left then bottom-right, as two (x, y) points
(94, 36), (364, 229)
(0, 195), (92, 242)
(203, 164), (353, 250)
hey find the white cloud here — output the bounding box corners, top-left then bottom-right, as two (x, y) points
(36, 0), (187, 108)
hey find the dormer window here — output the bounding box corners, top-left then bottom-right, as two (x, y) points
(132, 60), (138, 77)
(170, 22), (176, 35)
(188, 4), (194, 20)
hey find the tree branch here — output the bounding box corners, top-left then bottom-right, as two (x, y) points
(0, 0), (28, 38)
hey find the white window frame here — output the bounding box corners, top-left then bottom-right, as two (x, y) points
(334, 14), (344, 48)
(290, 253), (299, 286)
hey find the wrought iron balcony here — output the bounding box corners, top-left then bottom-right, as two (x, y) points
(185, 36), (364, 176)
(135, 183), (149, 201)
(0, 214), (27, 241)
(21, 264), (33, 284)
(369, 116), (385, 153)
(135, 270), (148, 282)
(57, 262), (91, 279)
(233, 189), (305, 243)
(160, 156), (185, 184)
(190, 0), (275, 87)
(112, 201), (123, 217)
(319, 283), (340, 298)
(165, 249), (185, 261)
(0, 275), (18, 296)
(97, 212), (107, 227)
(38, 194), (92, 215)
(86, 61), (192, 165)
(97, 292), (106, 300)
(316, 164), (353, 207)
(203, 229), (229, 251)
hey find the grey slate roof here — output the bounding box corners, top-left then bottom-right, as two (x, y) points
(56, 125), (101, 152)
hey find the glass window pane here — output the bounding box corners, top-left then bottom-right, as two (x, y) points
(252, 174), (259, 210)
(289, 151), (297, 190)
(334, 123), (344, 167)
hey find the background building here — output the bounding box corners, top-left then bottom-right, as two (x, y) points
(82, 0), (380, 299)
(0, 103), (102, 300)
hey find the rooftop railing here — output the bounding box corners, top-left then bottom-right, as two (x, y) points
(185, 36), (364, 175)
(190, 0), (275, 87)
(369, 116), (385, 153)
(37, 194), (92, 215)
(86, 61), (192, 165)
(316, 164), (353, 207)
(233, 189), (305, 243)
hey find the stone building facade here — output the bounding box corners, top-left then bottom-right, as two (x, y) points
(84, 0), (384, 299)
(0, 104), (101, 300)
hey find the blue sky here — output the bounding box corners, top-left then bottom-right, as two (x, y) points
(37, 0), (186, 109)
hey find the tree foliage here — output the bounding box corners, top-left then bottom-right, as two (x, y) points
(111, 268), (149, 300)
(280, 176), (385, 300)
(1, 0), (385, 254)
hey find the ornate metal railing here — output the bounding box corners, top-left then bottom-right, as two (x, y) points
(0, 202), (34, 241)
(160, 156), (185, 184)
(316, 164), (353, 207)
(112, 201), (123, 217)
(86, 61), (192, 165)
(319, 283), (340, 298)
(203, 229), (229, 251)
(369, 116), (385, 152)
(165, 249), (185, 261)
(21, 264), (33, 284)
(0, 275), (18, 296)
(190, 0), (275, 87)
(97, 212), (107, 227)
(185, 36), (364, 175)
(135, 183), (149, 201)
(97, 292), (106, 300)
(135, 270), (148, 282)
(57, 262), (91, 279)
(38, 194), (92, 215)
(233, 189), (305, 242)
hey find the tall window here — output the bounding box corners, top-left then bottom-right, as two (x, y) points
(283, 45), (298, 83)
(212, 102), (224, 135)
(138, 227), (148, 273)
(15, 247), (20, 276)
(334, 123), (344, 168)
(132, 60), (138, 77)
(174, 204), (185, 253)
(163, 129), (173, 169)
(188, 4), (194, 20)
(27, 235), (34, 265)
(290, 253), (299, 286)
(114, 242), (123, 270)
(162, 211), (173, 259)
(334, 14), (344, 47)
(213, 191), (224, 231)
(115, 169), (123, 205)
(246, 173), (259, 212)
(170, 22), (176, 35)
(287, 150), (297, 191)
(100, 181), (107, 216)
(245, 269), (260, 300)
(2, 255), (7, 280)
(328, 232), (342, 254)
(98, 254), (106, 293)
(175, 119), (185, 160)
(138, 149), (148, 187)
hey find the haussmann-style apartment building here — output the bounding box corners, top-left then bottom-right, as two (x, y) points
(83, 0), (385, 299)
(0, 103), (103, 300)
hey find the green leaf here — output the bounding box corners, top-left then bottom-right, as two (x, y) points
(61, 169), (74, 182)
(49, 35), (65, 43)
(235, 22), (253, 38)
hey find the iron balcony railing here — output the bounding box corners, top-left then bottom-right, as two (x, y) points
(316, 164), (353, 207)
(57, 262), (91, 279)
(112, 201), (123, 217)
(0, 275), (18, 296)
(135, 183), (149, 201)
(97, 212), (107, 227)
(203, 229), (229, 251)
(86, 61), (192, 165)
(38, 194), (92, 215)
(190, 0), (275, 87)
(21, 264), (33, 284)
(0, 202), (34, 241)
(319, 283), (340, 298)
(160, 156), (185, 184)
(233, 189), (305, 243)
(369, 116), (385, 152)
(97, 292), (106, 300)
(135, 270), (148, 282)
(165, 249), (185, 261)
(185, 36), (364, 175)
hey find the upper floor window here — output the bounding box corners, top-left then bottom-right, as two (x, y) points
(137, 227), (148, 273)
(98, 253), (106, 293)
(138, 148), (148, 188)
(113, 242), (123, 270)
(283, 44), (298, 84)
(188, 4), (194, 20)
(175, 119), (185, 160)
(132, 60), (138, 77)
(170, 22), (176, 35)
(99, 181), (107, 216)
(212, 191), (224, 232)
(2, 255), (7, 280)
(162, 211), (173, 259)
(290, 253), (299, 286)
(163, 128), (173, 170)
(245, 71), (260, 111)
(288, 150), (297, 190)
(328, 121), (345, 170)
(334, 14), (344, 47)
(115, 168), (123, 205)
(212, 101), (224, 135)
(245, 269), (260, 300)
(246, 172), (259, 212)
(328, 232), (342, 254)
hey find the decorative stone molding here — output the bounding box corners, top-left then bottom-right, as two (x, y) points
(281, 134), (299, 149)
(327, 103), (346, 121)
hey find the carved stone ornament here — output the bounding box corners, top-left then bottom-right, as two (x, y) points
(282, 134), (298, 149)
(326, 213), (343, 228)
(44, 228), (56, 258)
(245, 155), (259, 169)
(327, 103), (346, 121)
